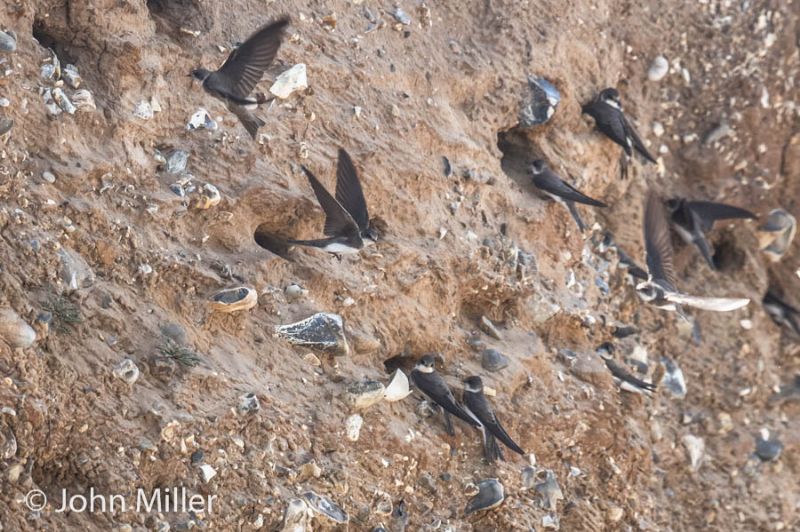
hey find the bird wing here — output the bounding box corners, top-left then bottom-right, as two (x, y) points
(300, 166), (360, 238)
(622, 116), (657, 163)
(665, 292), (750, 312)
(334, 148), (370, 231)
(217, 18), (290, 99)
(644, 190), (678, 287)
(690, 223), (717, 269)
(604, 358), (657, 392)
(412, 371), (480, 427)
(591, 106), (632, 156)
(466, 392), (525, 455)
(533, 170), (607, 207)
(686, 201), (756, 231)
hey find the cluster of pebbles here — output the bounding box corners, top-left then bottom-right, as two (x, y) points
(38, 49), (95, 115)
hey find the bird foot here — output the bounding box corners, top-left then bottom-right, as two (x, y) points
(619, 153), (630, 179)
(443, 411), (455, 437)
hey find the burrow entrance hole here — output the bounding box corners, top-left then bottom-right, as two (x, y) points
(254, 223), (291, 259)
(146, 0), (213, 39)
(711, 231), (746, 272)
(497, 125), (539, 190)
(33, 17), (78, 65)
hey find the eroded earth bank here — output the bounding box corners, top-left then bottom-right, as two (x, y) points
(0, 0), (799, 530)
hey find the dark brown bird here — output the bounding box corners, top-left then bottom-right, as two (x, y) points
(665, 197), (756, 268)
(583, 88), (656, 175)
(463, 376), (525, 462)
(288, 149), (378, 258)
(191, 17), (289, 139)
(636, 190), (750, 313)
(529, 159), (607, 232)
(410, 355), (480, 436)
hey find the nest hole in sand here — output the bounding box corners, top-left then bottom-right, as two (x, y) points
(32, 17), (78, 65)
(253, 223), (292, 259)
(497, 125), (539, 189)
(712, 231), (746, 272)
(146, 0), (213, 39)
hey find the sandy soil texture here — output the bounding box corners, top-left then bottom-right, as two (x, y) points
(0, 0), (798, 530)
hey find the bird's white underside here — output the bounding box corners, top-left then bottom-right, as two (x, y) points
(321, 242), (361, 254)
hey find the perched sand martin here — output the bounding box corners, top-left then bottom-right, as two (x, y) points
(636, 191), (750, 313)
(462, 376), (525, 462)
(763, 289), (800, 338)
(191, 17), (289, 139)
(666, 198), (756, 269)
(583, 88), (656, 176)
(288, 148), (378, 258)
(529, 160), (607, 232)
(410, 355), (480, 435)
(597, 343), (657, 393)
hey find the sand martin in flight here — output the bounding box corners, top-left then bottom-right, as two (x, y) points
(596, 343), (657, 394)
(636, 191), (750, 313)
(666, 197), (756, 269)
(191, 17), (289, 139)
(288, 148), (378, 258)
(763, 289), (800, 338)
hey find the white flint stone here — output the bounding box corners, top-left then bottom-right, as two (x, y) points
(199, 464), (217, 483)
(682, 434), (705, 471)
(112, 359), (140, 385)
(648, 55), (669, 81)
(346, 414), (363, 441)
(269, 64), (308, 99)
(72, 90), (96, 112)
(0, 308), (36, 349)
(133, 100), (154, 120)
(186, 108), (217, 131)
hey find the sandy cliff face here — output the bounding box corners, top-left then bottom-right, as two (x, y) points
(0, 0), (798, 530)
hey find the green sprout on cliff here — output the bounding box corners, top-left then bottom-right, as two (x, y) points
(43, 293), (82, 334)
(157, 338), (202, 368)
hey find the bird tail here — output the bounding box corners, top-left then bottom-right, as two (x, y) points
(228, 104), (265, 139)
(286, 238), (330, 247)
(694, 235), (717, 269)
(567, 201), (587, 232)
(493, 427), (526, 456)
(241, 112), (265, 139)
(637, 145), (658, 164)
(484, 433), (505, 462)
